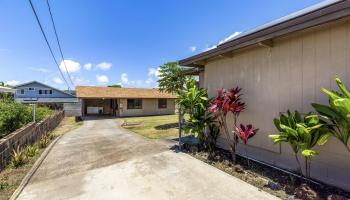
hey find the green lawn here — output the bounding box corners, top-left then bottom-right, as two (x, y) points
(121, 114), (181, 139)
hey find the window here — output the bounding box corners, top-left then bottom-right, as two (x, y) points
(17, 89), (25, 94)
(28, 87), (35, 91)
(127, 99), (142, 109)
(158, 99), (167, 109)
(39, 89), (53, 95)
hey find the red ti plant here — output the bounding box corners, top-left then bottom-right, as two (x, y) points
(235, 124), (258, 166)
(235, 124), (259, 144)
(208, 87), (245, 163)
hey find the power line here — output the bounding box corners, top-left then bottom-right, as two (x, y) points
(28, 0), (71, 90)
(46, 0), (75, 87)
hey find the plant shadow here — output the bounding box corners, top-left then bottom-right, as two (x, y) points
(154, 122), (179, 130)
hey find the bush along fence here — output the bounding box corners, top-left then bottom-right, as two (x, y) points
(0, 111), (64, 170)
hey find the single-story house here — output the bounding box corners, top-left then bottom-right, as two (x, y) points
(76, 86), (176, 117)
(180, 0), (350, 191)
(0, 86), (15, 93)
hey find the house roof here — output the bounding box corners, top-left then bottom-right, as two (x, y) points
(0, 86), (15, 93)
(14, 81), (76, 97)
(179, 0), (350, 67)
(76, 86), (177, 99)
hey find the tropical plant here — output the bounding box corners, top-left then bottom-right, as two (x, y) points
(10, 146), (27, 168)
(235, 124), (258, 166)
(178, 79), (209, 137)
(269, 110), (330, 178)
(203, 123), (220, 155)
(25, 144), (39, 157)
(235, 124), (258, 144)
(208, 87), (245, 163)
(312, 77), (350, 152)
(39, 134), (51, 148)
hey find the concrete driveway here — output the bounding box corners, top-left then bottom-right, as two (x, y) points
(16, 117), (279, 200)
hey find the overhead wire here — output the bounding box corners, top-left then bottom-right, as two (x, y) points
(28, 0), (71, 90)
(46, 0), (75, 87)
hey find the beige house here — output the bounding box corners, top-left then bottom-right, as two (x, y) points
(180, 0), (350, 191)
(76, 86), (176, 117)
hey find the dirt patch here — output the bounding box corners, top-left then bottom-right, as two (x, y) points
(181, 145), (350, 200)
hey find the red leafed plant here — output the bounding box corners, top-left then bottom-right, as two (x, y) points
(208, 87), (245, 163)
(235, 124), (259, 144)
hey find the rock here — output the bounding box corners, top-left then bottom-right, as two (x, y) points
(234, 165), (244, 173)
(266, 180), (282, 191)
(295, 183), (320, 200)
(327, 194), (349, 200)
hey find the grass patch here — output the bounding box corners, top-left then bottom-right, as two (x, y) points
(121, 114), (183, 139)
(0, 117), (82, 200)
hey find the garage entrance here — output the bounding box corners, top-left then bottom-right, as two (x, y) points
(82, 98), (119, 116)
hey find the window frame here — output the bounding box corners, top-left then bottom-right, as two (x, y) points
(158, 98), (167, 109)
(17, 89), (25, 95)
(127, 99), (143, 109)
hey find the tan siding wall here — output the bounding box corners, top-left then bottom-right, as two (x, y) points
(203, 18), (350, 190)
(119, 98), (175, 117)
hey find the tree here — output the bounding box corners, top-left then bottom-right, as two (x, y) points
(158, 62), (193, 150)
(158, 62), (187, 94)
(108, 84), (122, 88)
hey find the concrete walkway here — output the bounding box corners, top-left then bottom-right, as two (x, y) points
(16, 117), (279, 200)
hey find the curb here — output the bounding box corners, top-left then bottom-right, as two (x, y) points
(10, 135), (62, 200)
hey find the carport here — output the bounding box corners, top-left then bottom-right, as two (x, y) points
(81, 98), (118, 116)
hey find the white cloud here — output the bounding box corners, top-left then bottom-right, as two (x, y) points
(97, 62), (112, 70)
(189, 46), (197, 52)
(96, 75), (109, 84)
(84, 63), (92, 70)
(53, 77), (63, 84)
(148, 67), (160, 78)
(59, 59), (81, 73)
(145, 78), (154, 84)
(203, 31), (242, 52)
(121, 73), (129, 83)
(6, 80), (20, 86)
(119, 68), (161, 88)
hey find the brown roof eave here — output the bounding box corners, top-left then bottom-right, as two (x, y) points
(179, 0), (350, 66)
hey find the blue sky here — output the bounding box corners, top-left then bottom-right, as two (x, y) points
(0, 0), (323, 90)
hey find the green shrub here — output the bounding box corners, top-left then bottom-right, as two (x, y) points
(25, 144), (39, 157)
(0, 101), (31, 137)
(29, 106), (53, 122)
(269, 110), (330, 178)
(10, 146), (27, 168)
(0, 102), (53, 138)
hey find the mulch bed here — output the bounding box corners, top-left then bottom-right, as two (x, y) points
(181, 144), (350, 200)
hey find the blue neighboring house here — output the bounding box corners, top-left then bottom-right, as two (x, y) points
(14, 81), (78, 104)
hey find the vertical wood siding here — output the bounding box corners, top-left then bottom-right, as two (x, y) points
(203, 17), (350, 191)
